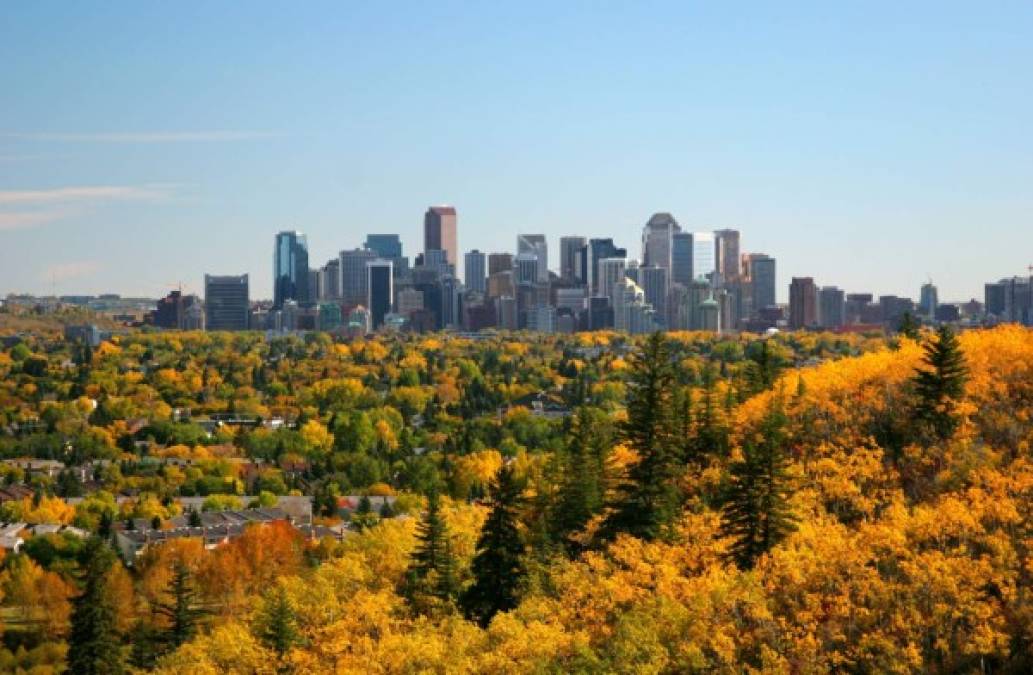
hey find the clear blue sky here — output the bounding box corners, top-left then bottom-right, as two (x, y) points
(2, 1), (1031, 302)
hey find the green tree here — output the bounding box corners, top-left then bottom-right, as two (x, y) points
(255, 584), (301, 660)
(912, 325), (968, 442)
(156, 561), (206, 651)
(897, 311), (921, 340)
(403, 490), (458, 613)
(720, 404), (798, 569)
(461, 464), (526, 627)
(551, 407), (611, 555)
(68, 537), (125, 675)
(599, 332), (681, 542)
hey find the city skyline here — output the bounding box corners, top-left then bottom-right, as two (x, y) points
(3, 2), (1033, 300)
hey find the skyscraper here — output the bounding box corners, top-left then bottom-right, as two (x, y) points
(488, 252), (514, 275)
(365, 234), (402, 259)
(464, 250), (487, 294)
(692, 232), (716, 283)
(743, 253), (776, 313)
(671, 232), (694, 286)
(818, 286), (846, 329)
(424, 206), (458, 266)
(714, 229), (741, 284)
(515, 253), (539, 286)
(367, 259), (393, 329)
(920, 282), (939, 318)
(586, 238), (627, 295)
(273, 231), (310, 308)
(638, 266), (668, 324)
(339, 248), (376, 308)
(789, 277), (818, 329)
(559, 236), (587, 283)
(641, 212), (680, 271)
(205, 274), (249, 331)
(517, 234), (549, 282)
(598, 257), (627, 301)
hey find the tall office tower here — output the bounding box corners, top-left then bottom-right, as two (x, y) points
(845, 293), (875, 324)
(818, 286), (846, 329)
(517, 234), (549, 282)
(365, 234), (402, 259)
(488, 252), (514, 275)
(919, 282), (939, 318)
(488, 270), (515, 299)
(514, 253), (539, 286)
(366, 259), (394, 329)
(319, 258), (341, 300)
(441, 276), (463, 328)
(424, 206), (458, 266)
(714, 229), (741, 285)
(671, 232), (694, 287)
(699, 297), (721, 332)
(789, 277), (818, 329)
(273, 231), (310, 308)
(879, 295), (916, 328)
(638, 266), (668, 324)
(339, 248), (376, 308)
(598, 257), (627, 301)
(692, 232), (716, 284)
(559, 236), (587, 283)
(423, 249), (453, 276)
(983, 278), (1033, 325)
(464, 250), (487, 294)
(205, 274), (249, 331)
(742, 253), (776, 313)
(396, 287), (424, 317)
(308, 269), (320, 304)
(641, 212), (681, 271)
(586, 238), (628, 294)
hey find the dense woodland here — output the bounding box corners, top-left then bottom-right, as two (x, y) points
(0, 320), (1031, 673)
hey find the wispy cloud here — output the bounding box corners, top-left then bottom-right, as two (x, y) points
(0, 209), (74, 231)
(44, 261), (101, 284)
(2, 131), (274, 143)
(0, 184), (172, 205)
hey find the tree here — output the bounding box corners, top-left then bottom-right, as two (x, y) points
(599, 332), (682, 542)
(68, 537), (125, 675)
(898, 311), (921, 340)
(255, 584), (300, 660)
(403, 490), (458, 612)
(552, 406), (611, 555)
(461, 464), (527, 627)
(156, 560), (206, 651)
(720, 404), (798, 569)
(912, 325), (968, 442)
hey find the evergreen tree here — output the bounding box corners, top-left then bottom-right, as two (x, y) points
(552, 407), (611, 555)
(403, 490), (458, 612)
(912, 325), (968, 442)
(128, 619), (161, 670)
(68, 537), (125, 675)
(461, 465), (526, 627)
(692, 364), (730, 460)
(746, 338), (783, 394)
(256, 584), (301, 660)
(156, 561), (206, 651)
(897, 311), (922, 340)
(720, 404), (798, 569)
(188, 508), (202, 527)
(599, 332), (682, 542)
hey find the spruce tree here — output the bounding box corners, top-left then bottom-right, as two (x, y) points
(68, 537), (125, 675)
(552, 407), (611, 555)
(898, 311), (921, 340)
(403, 490), (458, 612)
(256, 585), (301, 659)
(912, 325), (968, 442)
(156, 561), (206, 651)
(720, 404), (798, 569)
(599, 332), (682, 542)
(461, 465), (526, 627)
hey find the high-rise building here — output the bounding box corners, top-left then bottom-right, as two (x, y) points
(464, 250), (487, 294)
(586, 238), (627, 294)
(641, 213), (681, 272)
(396, 287), (424, 316)
(319, 258), (341, 300)
(789, 277), (818, 329)
(488, 252), (513, 276)
(273, 231), (310, 308)
(514, 253), (539, 286)
(517, 234), (549, 283)
(742, 253), (776, 313)
(714, 229), (741, 285)
(638, 266), (668, 324)
(559, 236), (587, 283)
(339, 248), (376, 308)
(366, 259), (393, 329)
(920, 282), (939, 319)
(671, 232), (694, 286)
(365, 234), (402, 259)
(205, 274), (249, 331)
(818, 286), (845, 329)
(598, 257), (627, 301)
(692, 232), (716, 283)
(424, 206), (458, 266)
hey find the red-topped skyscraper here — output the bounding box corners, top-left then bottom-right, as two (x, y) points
(424, 206), (458, 267)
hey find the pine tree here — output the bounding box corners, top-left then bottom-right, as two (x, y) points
(403, 490), (458, 612)
(156, 561), (206, 651)
(256, 584), (301, 659)
(552, 407), (611, 555)
(599, 332), (682, 542)
(898, 311), (921, 340)
(461, 465), (526, 627)
(912, 325), (968, 442)
(68, 537), (125, 675)
(720, 404), (798, 569)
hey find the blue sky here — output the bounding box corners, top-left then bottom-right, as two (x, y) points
(2, 1), (1031, 302)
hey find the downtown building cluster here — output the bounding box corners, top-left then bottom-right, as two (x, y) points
(130, 206), (1033, 335)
